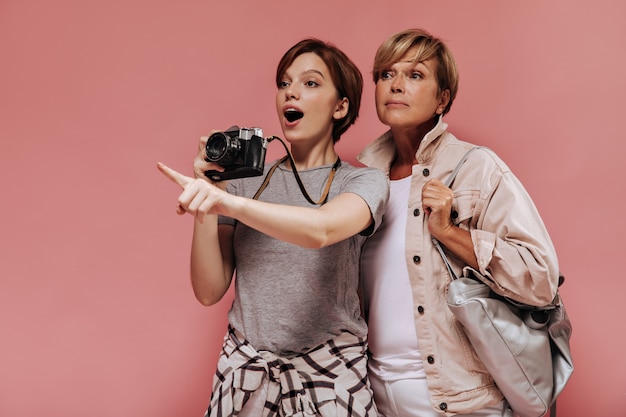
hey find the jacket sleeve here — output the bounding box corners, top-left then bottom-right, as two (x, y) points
(469, 158), (560, 307)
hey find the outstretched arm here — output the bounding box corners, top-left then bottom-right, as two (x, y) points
(157, 162), (374, 249)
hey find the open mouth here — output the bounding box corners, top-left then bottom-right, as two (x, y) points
(285, 109), (304, 122)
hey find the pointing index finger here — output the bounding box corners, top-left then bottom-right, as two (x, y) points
(157, 162), (191, 189)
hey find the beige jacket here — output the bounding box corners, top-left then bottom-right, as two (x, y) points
(357, 118), (560, 415)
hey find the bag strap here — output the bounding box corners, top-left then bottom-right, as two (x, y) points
(432, 146), (482, 280)
(252, 136), (341, 205)
(443, 146), (483, 188)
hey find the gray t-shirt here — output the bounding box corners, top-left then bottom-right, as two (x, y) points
(218, 159), (388, 355)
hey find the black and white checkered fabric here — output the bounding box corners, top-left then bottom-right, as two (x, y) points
(205, 326), (377, 417)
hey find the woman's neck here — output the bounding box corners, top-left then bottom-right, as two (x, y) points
(389, 117), (437, 180)
(288, 142), (338, 171)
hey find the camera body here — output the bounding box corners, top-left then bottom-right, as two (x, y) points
(204, 126), (268, 181)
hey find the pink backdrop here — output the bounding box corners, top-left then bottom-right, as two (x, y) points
(1, 0), (624, 415)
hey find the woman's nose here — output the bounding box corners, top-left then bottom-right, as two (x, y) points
(285, 84), (299, 99)
(390, 76), (404, 93)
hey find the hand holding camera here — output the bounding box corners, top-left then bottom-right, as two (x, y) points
(203, 126), (268, 181)
(192, 134), (227, 189)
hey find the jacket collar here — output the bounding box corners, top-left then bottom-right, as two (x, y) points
(357, 115), (448, 173)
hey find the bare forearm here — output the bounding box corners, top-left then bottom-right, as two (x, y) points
(225, 193), (371, 249)
(158, 163), (372, 250)
(436, 225), (479, 270)
(189, 217), (234, 305)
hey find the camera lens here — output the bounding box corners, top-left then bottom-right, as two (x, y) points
(205, 132), (241, 165)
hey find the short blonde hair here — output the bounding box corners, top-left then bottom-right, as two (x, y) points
(372, 28), (459, 115)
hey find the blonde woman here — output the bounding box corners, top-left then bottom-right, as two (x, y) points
(359, 28), (559, 417)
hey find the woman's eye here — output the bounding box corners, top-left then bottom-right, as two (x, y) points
(305, 80), (319, 87)
(278, 80), (289, 88)
(381, 71), (392, 80)
(410, 72), (423, 79)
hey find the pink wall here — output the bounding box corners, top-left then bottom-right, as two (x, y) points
(1, 1), (624, 415)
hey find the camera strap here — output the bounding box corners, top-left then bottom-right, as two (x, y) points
(252, 154), (341, 205)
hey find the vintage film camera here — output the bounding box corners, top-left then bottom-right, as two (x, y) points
(203, 126), (268, 181)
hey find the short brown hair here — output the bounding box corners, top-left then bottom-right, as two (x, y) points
(276, 38), (363, 142)
(372, 29), (459, 115)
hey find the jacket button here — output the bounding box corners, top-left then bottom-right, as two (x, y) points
(413, 208), (420, 216)
(413, 255), (421, 264)
(423, 168), (430, 177)
(427, 355), (435, 364)
(417, 306), (424, 314)
(439, 402), (448, 411)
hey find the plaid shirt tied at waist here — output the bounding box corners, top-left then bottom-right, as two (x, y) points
(205, 326), (376, 417)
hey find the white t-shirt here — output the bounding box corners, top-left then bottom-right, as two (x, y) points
(361, 176), (425, 380)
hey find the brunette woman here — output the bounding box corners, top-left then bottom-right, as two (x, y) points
(159, 38), (387, 417)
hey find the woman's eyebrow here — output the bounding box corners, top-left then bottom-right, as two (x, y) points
(302, 69), (326, 79)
